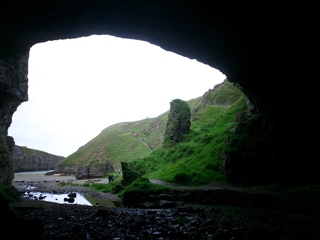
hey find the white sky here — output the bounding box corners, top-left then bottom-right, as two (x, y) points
(8, 35), (226, 157)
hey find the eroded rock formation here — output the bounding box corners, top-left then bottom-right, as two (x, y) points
(54, 161), (114, 180)
(0, 2), (315, 186)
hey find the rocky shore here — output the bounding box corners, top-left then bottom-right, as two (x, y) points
(12, 173), (121, 204)
(7, 174), (320, 239)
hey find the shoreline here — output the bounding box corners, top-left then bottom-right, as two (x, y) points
(12, 172), (122, 203)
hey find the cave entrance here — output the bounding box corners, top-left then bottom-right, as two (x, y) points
(8, 34), (226, 157)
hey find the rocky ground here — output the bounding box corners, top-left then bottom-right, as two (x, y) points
(6, 174), (320, 239)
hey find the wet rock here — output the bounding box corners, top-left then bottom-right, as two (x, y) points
(159, 200), (176, 208)
(64, 197), (75, 203)
(38, 194), (46, 200)
(68, 192), (77, 198)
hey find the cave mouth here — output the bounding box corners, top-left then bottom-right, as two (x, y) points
(8, 34), (226, 158)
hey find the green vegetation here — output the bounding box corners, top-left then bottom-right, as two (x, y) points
(120, 177), (173, 206)
(58, 79), (250, 193)
(162, 99), (191, 148)
(61, 172), (126, 194)
(57, 119), (166, 170)
(129, 94), (247, 186)
(18, 146), (61, 158)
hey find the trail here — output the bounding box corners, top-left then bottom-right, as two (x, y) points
(149, 178), (249, 191)
(149, 178), (313, 199)
(133, 133), (152, 151)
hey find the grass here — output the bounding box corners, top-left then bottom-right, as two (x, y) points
(57, 120), (165, 170)
(57, 79), (252, 195)
(127, 94), (247, 187)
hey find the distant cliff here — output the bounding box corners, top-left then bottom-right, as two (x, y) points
(13, 145), (65, 172)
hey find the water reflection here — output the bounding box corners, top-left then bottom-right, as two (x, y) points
(22, 189), (92, 206)
(15, 171), (117, 207)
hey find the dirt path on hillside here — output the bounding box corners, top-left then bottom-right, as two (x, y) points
(149, 178), (245, 191)
(149, 178), (318, 201)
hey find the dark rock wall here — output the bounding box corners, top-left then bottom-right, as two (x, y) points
(13, 146), (64, 172)
(0, 2), (316, 186)
(0, 53), (29, 184)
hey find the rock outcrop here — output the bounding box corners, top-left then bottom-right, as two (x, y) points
(202, 79), (245, 108)
(54, 161), (114, 180)
(13, 146), (64, 172)
(0, 54), (29, 184)
(163, 99), (191, 147)
(74, 163), (114, 179)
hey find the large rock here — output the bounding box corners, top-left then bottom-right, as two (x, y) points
(56, 161), (114, 180)
(162, 99), (191, 148)
(75, 163), (113, 180)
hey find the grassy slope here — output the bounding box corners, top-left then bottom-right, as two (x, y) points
(130, 95), (247, 186)
(58, 117), (167, 169)
(17, 146), (64, 158)
(58, 79), (247, 186)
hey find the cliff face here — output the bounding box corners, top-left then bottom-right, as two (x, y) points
(13, 146), (64, 172)
(0, 54), (29, 184)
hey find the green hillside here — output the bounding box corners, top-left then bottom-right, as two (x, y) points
(129, 81), (247, 186)
(58, 118), (167, 169)
(57, 79), (247, 186)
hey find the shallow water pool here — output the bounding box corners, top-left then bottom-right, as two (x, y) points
(22, 190), (92, 206)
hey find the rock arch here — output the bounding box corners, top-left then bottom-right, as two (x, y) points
(0, 1), (315, 185)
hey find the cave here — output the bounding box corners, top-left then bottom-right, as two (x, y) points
(0, 2), (316, 186)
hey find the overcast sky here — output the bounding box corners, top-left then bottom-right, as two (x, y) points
(8, 35), (226, 157)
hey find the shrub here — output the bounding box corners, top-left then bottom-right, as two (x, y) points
(174, 172), (190, 184)
(112, 183), (125, 194)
